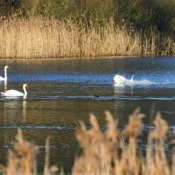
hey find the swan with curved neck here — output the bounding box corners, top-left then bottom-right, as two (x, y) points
(0, 65), (10, 81)
(1, 84), (28, 97)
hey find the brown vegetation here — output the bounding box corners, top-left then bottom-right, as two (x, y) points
(73, 108), (174, 175)
(0, 16), (175, 58)
(0, 128), (58, 174)
(0, 108), (175, 175)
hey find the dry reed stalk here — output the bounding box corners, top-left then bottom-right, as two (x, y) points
(169, 129), (175, 174)
(4, 128), (39, 174)
(72, 109), (175, 175)
(151, 113), (169, 175)
(44, 136), (51, 174)
(0, 128), (58, 175)
(142, 112), (170, 175)
(0, 109), (175, 175)
(72, 109), (146, 175)
(0, 16), (175, 58)
(120, 108), (145, 175)
(72, 111), (118, 174)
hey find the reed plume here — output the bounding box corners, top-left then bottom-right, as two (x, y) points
(72, 111), (118, 174)
(73, 109), (174, 175)
(0, 128), (58, 174)
(0, 109), (174, 175)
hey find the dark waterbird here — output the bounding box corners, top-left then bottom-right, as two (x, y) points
(93, 94), (100, 98)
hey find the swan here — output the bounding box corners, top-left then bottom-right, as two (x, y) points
(113, 74), (134, 85)
(0, 65), (10, 81)
(1, 84), (28, 97)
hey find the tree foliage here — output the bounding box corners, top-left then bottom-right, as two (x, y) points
(0, 0), (175, 35)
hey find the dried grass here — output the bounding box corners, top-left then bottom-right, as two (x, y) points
(0, 108), (175, 175)
(73, 108), (175, 175)
(0, 16), (175, 58)
(0, 128), (58, 174)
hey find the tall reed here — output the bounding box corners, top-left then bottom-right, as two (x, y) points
(0, 16), (175, 58)
(0, 128), (58, 174)
(73, 108), (175, 175)
(0, 109), (175, 175)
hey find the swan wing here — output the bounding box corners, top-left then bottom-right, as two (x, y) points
(113, 75), (126, 84)
(1, 89), (24, 96)
(0, 76), (5, 81)
(125, 75), (134, 84)
(130, 75), (134, 82)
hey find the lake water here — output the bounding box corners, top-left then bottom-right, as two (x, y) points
(0, 56), (175, 172)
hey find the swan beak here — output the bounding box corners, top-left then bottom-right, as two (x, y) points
(7, 66), (10, 69)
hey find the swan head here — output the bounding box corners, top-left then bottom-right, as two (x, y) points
(23, 84), (28, 88)
(122, 74), (126, 78)
(5, 65), (10, 69)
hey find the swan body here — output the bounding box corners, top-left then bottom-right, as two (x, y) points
(1, 84), (28, 97)
(113, 75), (134, 85)
(0, 65), (9, 81)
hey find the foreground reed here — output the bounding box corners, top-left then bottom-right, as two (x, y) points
(0, 108), (174, 175)
(73, 108), (175, 175)
(0, 16), (175, 58)
(0, 128), (58, 174)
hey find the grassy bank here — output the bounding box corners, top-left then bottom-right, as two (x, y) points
(0, 108), (174, 175)
(0, 17), (175, 58)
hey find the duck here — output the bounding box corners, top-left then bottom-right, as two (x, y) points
(113, 74), (134, 85)
(0, 65), (10, 81)
(93, 94), (99, 98)
(1, 84), (28, 97)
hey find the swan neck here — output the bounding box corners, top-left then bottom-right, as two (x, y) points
(4, 67), (7, 79)
(23, 86), (27, 96)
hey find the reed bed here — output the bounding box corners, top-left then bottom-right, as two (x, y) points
(0, 16), (175, 58)
(72, 108), (175, 175)
(0, 108), (175, 175)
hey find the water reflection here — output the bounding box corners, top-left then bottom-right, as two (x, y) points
(4, 80), (7, 92)
(3, 97), (27, 163)
(113, 85), (124, 120)
(0, 57), (174, 172)
(113, 84), (133, 96)
(114, 85), (125, 95)
(4, 98), (27, 124)
(113, 84), (134, 127)
(0, 80), (7, 92)
(22, 98), (27, 122)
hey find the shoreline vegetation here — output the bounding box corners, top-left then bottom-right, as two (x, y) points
(0, 0), (175, 58)
(0, 16), (175, 59)
(0, 108), (175, 175)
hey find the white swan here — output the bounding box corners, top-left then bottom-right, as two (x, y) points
(113, 74), (134, 85)
(0, 65), (10, 81)
(1, 84), (28, 97)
